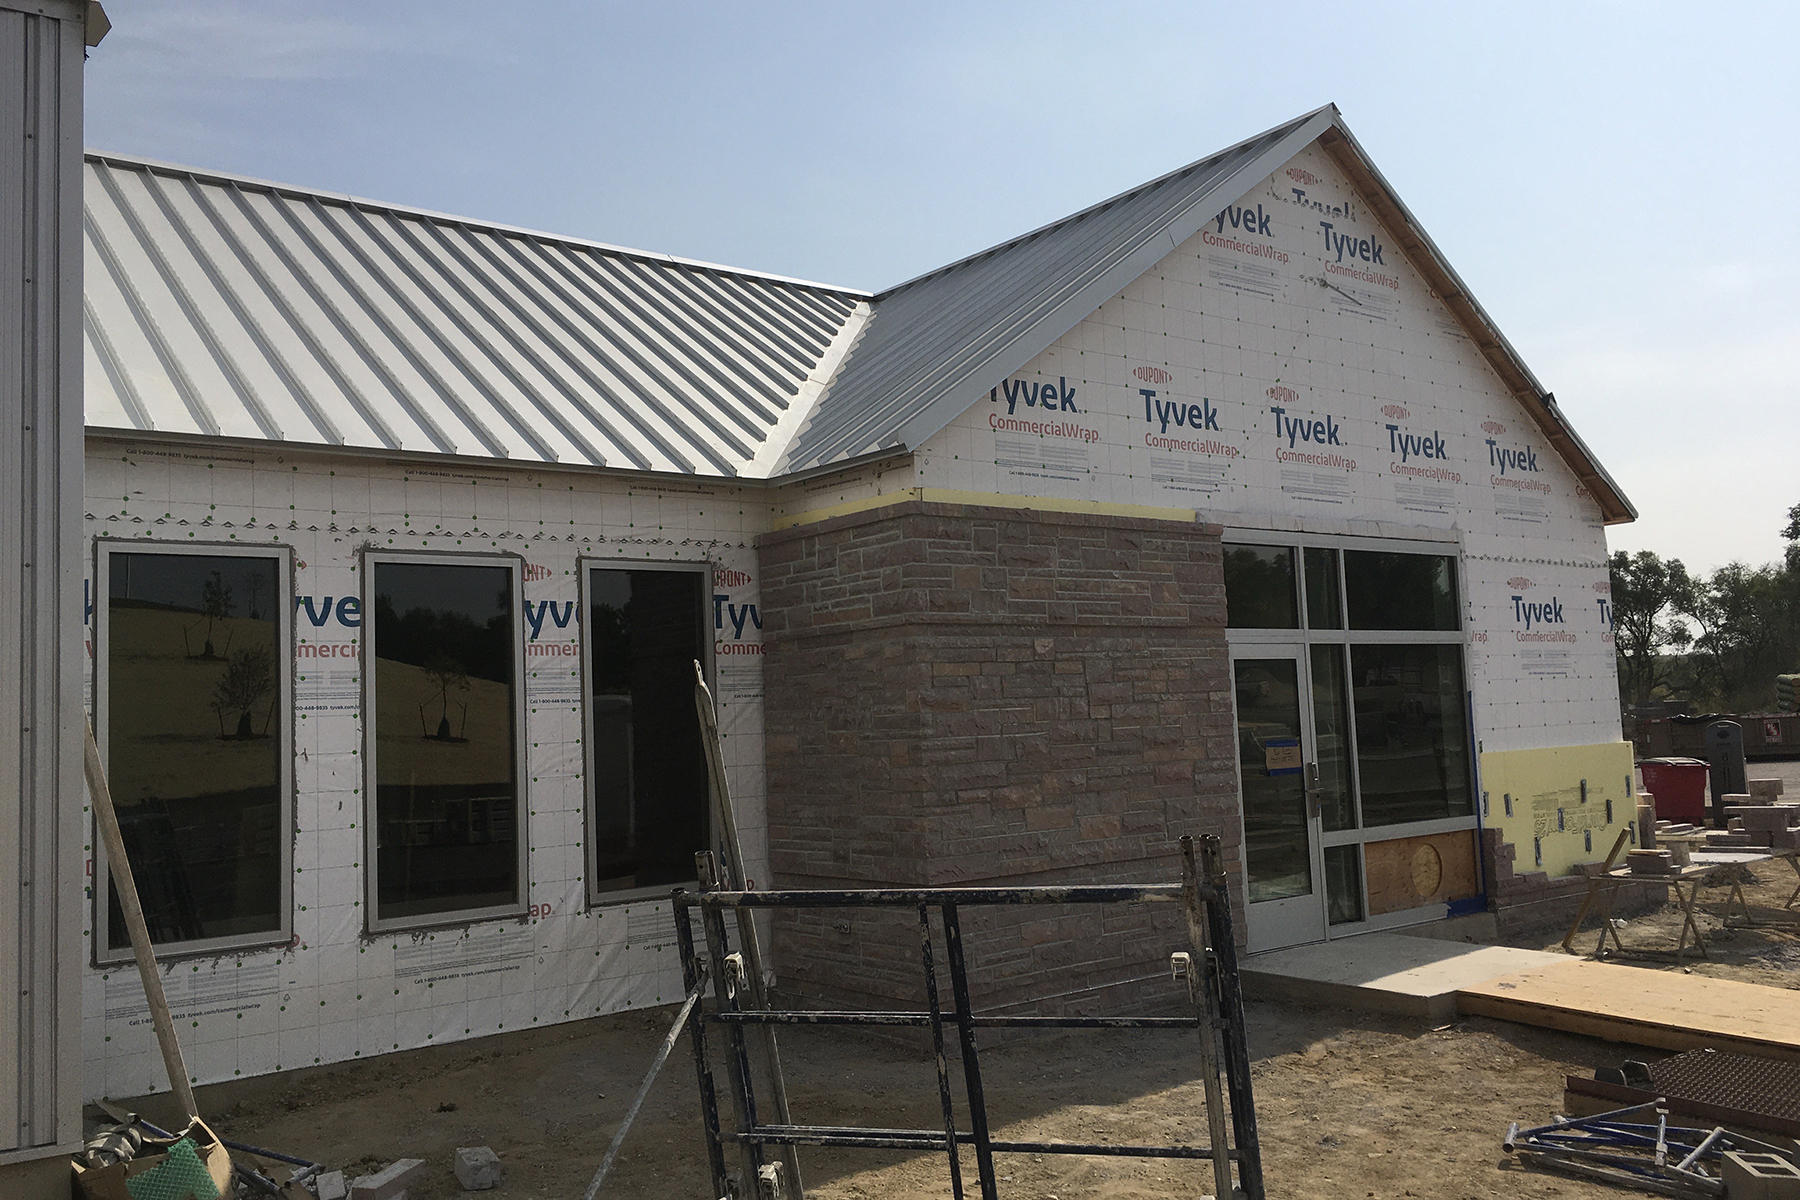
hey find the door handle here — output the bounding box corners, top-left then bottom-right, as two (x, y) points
(1304, 761), (1322, 819)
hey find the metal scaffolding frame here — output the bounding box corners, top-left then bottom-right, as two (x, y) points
(672, 834), (1264, 1200)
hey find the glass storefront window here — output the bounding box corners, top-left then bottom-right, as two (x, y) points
(1344, 551), (1458, 631)
(587, 567), (710, 897)
(1310, 644), (1356, 831)
(1325, 846), (1363, 925)
(1350, 644), (1472, 826)
(1304, 547), (1342, 630)
(1225, 544), (1298, 629)
(102, 549), (286, 952)
(370, 559), (521, 924)
(1234, 658), (1311, 903)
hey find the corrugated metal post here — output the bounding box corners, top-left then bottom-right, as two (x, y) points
(0, 1), (103, 1191)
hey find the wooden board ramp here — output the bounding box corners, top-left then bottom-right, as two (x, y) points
(1457, 958), (1800, 1062)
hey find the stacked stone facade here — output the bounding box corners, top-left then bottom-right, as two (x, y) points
(755, 501), (1237, 1013)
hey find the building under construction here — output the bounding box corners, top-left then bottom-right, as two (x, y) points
(75, 105), (1636, 1099)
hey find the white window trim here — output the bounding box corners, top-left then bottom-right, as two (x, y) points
(93, 539), (296, 965)
(579, 557), (717, 908)
(362, 549), (530, 934)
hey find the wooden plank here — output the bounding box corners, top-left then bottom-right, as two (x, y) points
(1458, 958), (1800, 1063)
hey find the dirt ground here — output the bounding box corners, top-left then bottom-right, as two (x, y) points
(116, 761), (1800, 1199)
(136, 999), (1659, 1200)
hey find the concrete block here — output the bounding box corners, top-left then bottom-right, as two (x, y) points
(454, 1147), (504, 1191)
(1722, 1150), (1800, 1200)
(1750, 778), (1786, 800)
(1725, 806), (1797, 831)
(316, 1172), (347, 1200)
(350, 1159), (425, 1200)
(1770, 826), (1800, 851)
(1627, 849), (1675, 875)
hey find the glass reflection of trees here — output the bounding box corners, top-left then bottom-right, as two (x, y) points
(1350, 644), (1472, 826)
(105, 551), (283, 950)
(1224, 545), (1299, 629)
(372, 562), (519, 922)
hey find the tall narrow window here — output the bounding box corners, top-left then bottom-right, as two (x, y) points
(585, 565), (710, 899)
(368, 557), (524, 926)
(99, 546), (290, 957)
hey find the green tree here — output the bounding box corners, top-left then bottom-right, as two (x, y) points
(210, 645), (274, 739)
(1610, 550), (1693, 707)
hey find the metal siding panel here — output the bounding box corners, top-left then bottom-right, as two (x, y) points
(0, 5), (27, 1150)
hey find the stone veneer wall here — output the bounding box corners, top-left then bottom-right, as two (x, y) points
(754, 501), (1237, 1014)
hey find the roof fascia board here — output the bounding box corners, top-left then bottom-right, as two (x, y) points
(882, 107), (1340, 456)
(83, 425), (769, 491)
(83, 150), (873, 300)
(1313, 122), (1637, 525)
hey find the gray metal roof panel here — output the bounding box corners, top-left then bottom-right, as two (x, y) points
(82, 152), (865, 475)
(780, 106), (1339, 472)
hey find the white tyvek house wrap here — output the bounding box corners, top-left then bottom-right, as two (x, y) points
(913, 143), (1620, 754)
(81, 443), (769, 1099)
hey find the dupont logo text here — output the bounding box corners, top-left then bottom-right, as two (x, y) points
(1381, 404), (1409, 420)
(1507, 577), (1534, 590)
(1481, 421), (1507, 436)
(1132, 366), (1172, 386)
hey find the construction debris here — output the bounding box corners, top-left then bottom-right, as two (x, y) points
(347, 1158), (424, 1200)
(453, 1146), (504, 1191)
(1504, 1099), (1800, 1197)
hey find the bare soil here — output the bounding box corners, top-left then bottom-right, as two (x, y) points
(121, 995), (1663, 1200)
(118, 762), (1800, 1199)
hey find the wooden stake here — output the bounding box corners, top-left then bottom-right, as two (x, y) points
(693, 662), (803, 1200)
(83, 719), (200, 1120)
(1561, 827), (1633, 954)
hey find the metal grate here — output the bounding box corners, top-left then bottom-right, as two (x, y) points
(1651, 1049), (1800, 1122)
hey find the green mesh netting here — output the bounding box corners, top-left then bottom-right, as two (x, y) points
(124, 1137), (220, 1200)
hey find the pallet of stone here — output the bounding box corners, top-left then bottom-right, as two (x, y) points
(1706, 831), (1757, 849)
(1627, 848), (1677, 876)
(1722, 803), (1800, 832)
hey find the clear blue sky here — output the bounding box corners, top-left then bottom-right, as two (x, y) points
(85, 1), (1800, 574)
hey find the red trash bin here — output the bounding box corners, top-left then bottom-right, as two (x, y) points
(1639, 757), (1709, 825)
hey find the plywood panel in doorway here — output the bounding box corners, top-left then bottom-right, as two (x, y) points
(1364, 830), (1479, 916)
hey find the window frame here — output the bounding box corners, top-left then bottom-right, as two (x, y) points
(1222, 527), (1476, 843)
(579, 556), (717, 908)
(92, 539), (296, 965)
(361, 549), (530, 934)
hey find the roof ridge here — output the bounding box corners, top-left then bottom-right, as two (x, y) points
(873, 104), (1337, 299)
(82, 149), (874, 299)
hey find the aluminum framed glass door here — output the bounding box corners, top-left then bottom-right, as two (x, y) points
(1233, 647), (1326, 951)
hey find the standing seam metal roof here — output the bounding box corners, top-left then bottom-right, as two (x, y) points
(778, 107), (1336, 473)
(79, 113), (1633, 520)
(81, 152), (868, 477)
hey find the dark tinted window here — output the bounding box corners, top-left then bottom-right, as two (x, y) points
(1344, 551), (1458, 631)
(589, 568), (709, 895)
(1304, 547), (1342, 630)
(105, 551), (284, 949)
(1224, 544), (1298, 629)
(1350, 644), (1472, 826)
(372, 561), (519, 922)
